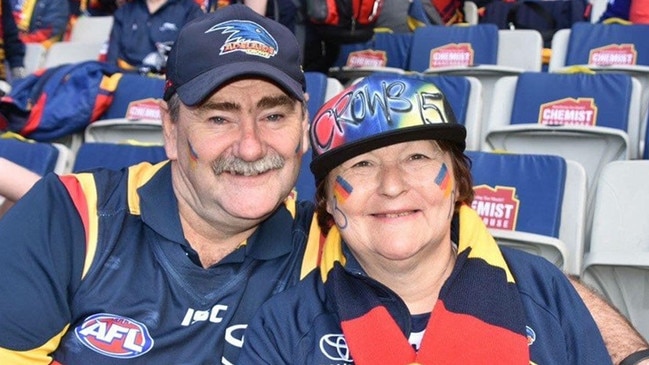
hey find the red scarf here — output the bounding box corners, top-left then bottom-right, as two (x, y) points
(322, 206), (530, 364)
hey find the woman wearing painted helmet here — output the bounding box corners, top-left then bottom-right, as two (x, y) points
(239, 73), (611, 364)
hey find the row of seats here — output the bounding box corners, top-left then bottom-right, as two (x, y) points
(19, 16), (114, 76)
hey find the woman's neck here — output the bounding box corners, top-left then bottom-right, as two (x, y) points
(361, 244), (457, 315)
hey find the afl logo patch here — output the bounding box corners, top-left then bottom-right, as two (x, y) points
(75, 313), (154, 358)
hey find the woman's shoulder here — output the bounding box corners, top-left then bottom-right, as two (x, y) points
(500, 247), (586, 312)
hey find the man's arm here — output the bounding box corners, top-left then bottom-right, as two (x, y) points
(569, 276), (649, 365)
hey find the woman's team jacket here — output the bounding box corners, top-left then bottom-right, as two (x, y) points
(0, 161), (315, 364)
(241, 240), (613, 364)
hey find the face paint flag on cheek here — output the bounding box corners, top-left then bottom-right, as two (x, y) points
(333, 175), (353, 203)
(435, 163), (453, 198)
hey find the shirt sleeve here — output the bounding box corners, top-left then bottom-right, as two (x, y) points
(0, 173), (87, 363)
(105, 7), (124, 65)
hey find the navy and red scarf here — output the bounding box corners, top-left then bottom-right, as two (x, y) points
(319, 205), (530, 364)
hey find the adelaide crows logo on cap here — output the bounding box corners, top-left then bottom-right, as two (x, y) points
(206, 20), (278, 59)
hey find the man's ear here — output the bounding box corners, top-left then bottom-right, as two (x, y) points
(158, 98), (177, 160)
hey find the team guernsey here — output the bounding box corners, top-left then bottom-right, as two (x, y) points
(240, 207), (613, 365)
(0, 161), (315, 364)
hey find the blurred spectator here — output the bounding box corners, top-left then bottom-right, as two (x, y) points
(629, 0), (649, 23)
(68, 0), (124, 16)
(0, 0), (25, 92)
(597, 0), (649, 24)
(597, 0), (630, 22)
(376, 0), (410, 32)
(105, 0), (202, 74)
(206, 0), (299, 33)
(10, 0), (69, 48)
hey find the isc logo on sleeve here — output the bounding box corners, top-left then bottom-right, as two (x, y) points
(75, 313), (155, 359)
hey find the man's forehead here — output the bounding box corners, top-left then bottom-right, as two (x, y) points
(213, 76), (294, 96)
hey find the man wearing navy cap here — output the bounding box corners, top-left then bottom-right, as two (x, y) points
(0, 5), (314, 364)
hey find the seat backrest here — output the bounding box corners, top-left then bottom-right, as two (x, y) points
(549, 23), (649, 129)
(23, 43), (47, 75)
(305, 72), (328, 120)
(0, 137), (62, 175)
(489, 72), (641, 157)
(297, 72), (330, 201)
(510, 72), (634, 130)
(644, 110), (649, 159)
(497, 29), (543, 71)
(99, 73), (165, 120)
(467, 151), (587, 274)
(421, 74), (483, 151)
(550, 22), (649, 71)
(564, 22), (649, 67)
(42, 41), (105, 69)
(69, 16), (114, 43)
(468, 151), (566, 238)
(581, 160), (649, 340)
(588, 160), (649, 254)
(72, 142), (167, 173)
(409, 24), (499, 72)
(333, 32), (413, 71)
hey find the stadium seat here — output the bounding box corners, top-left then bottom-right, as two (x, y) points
(422, 74), (483, 151)
(329, 32), (412, 84)
(412, 25), (543, 132)
(644, 110), (649, 159)
(581, 160), (649, 340)
(72, 142), (167, 173)
(86, 73), (166, 145)
(0, 134), (72, 175)
(296, 72), (345, 201)
(549, 22), (649, 128)
(483, 72), (642, 244)
(69, 16), (114, 43)
(42, 41), (105, 69)
(467, 151), (587, 274)
(23, 43), (47, 75)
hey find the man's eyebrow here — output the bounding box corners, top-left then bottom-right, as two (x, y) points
(197, 100), (240, 113)
(257, 94), (295, 110)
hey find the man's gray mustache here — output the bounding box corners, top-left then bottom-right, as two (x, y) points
(212, 154), (285, 176)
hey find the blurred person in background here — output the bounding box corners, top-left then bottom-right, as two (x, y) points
(0, 0), (25, 94)
(105, 0), (202, 74)
(10, 0), (69, 48)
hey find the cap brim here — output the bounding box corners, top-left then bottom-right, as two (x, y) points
(175, 61), (304, 106)
(310, 124), (466, 182)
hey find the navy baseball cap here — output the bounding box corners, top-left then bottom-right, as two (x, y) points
(164, 4), (305, 106)
(310, 74), (466, 182)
